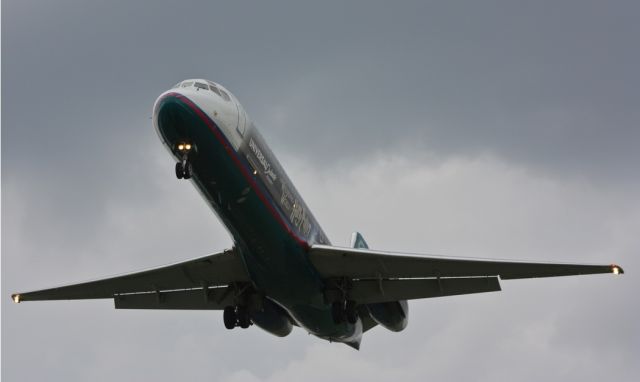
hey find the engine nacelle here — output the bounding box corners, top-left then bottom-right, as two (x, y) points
(250, 298), (293, 337)
(366, 300), (409, 332)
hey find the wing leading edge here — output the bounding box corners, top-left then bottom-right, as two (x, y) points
(310, 245), (623, 303)
(12, 249), (249, 307)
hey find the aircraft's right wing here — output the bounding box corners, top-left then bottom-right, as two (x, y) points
(309, 245), (624, 304)
(12, 249), (250, 310)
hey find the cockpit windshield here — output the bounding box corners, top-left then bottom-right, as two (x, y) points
(174, 80), (232, 102)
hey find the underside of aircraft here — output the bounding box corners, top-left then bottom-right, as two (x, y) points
(12, 79), (624, 349)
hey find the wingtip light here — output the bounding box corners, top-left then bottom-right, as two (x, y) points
(12, 294), (21, 303)
(612, 265), (623, 275)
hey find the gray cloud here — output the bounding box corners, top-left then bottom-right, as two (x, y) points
(3, 1), (638, 381)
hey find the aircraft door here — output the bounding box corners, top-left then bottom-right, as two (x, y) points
(234, 100), (247, 137)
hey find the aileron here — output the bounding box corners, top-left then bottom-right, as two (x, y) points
(310, 245), (623, 281)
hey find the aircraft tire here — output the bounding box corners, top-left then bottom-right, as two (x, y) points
(183, 160), (192, 179)
(223, 306), (236, 329)
(175, 162), (184, 179)
(237, 306), (251, 329)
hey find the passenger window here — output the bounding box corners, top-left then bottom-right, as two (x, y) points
(219, 89), (231, 101)
(194, 82), (208, 90)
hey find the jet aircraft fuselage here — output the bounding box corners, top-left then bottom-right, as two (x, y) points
(153, 79), (363, 346)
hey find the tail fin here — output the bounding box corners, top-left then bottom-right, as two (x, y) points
(350, 232), (369, 249)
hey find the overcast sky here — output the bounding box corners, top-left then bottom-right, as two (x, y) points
(2, 1), (639, 381)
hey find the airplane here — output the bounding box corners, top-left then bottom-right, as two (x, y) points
(11, 78), (624, 350)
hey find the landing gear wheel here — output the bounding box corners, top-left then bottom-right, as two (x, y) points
(346, 300), (358, 324)
(183, 160), (192, 179)
(223, 306), (236, 329)
(175, 162), (184, 179)
(237, 306), (251, 329)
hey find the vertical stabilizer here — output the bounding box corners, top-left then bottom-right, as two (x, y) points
(350, 232), (369, 249)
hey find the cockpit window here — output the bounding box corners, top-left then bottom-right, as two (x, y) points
(194, 82), (208, 90)
(172, 82), (182, 89)
(181, 81), (193, 88)
(208, 84), (221, 96)
(219, 89), (231, 101)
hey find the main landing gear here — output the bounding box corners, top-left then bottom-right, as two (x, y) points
(175, 142), (193, 179)
(223, 305), (252, 329)
(331, 299), (358, 324)
(326, 278), (359, 324)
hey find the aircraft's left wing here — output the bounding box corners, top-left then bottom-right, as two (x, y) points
(309, 245), (623, 304)
(12, 249), (250, 310)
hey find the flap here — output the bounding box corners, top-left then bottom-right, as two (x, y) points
(349, 277), (501, 304)
(309, 245), (623, 280)
(114, 286), (235, 310)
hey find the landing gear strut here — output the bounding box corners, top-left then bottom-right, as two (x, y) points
(327, 278), (359, 324)
(331, 300), (358, 324)
(175, 142), (194, 179)
(223, 305), (252, 329)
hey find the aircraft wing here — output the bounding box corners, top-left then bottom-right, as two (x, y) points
(12, 249), (250, 309)
(309, 245), (623, 304)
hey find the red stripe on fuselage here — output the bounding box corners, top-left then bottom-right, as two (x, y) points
(160, 92), (311, 251)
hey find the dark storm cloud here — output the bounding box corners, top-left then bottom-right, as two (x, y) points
(5, 1), (639, 184)
(3, 1), (638, 381)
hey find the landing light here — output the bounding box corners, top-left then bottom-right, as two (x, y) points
(12, 294), (21, 303)
(185, 144), (192, 150)
(178, 144), (185, 151)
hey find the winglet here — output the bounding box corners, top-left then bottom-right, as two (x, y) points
(611, 264), (624, 275)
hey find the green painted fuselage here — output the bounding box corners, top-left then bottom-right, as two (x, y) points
(154, 90), (362, 345)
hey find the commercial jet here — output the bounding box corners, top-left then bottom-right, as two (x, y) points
(12, 79), (624, 349)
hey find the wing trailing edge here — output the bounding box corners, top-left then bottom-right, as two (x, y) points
(309, 245), (624, 280)
(309, 245), (623, 304)
(11, 249), (249, 303)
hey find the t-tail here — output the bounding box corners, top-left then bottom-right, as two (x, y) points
(351, 232), (410, 333)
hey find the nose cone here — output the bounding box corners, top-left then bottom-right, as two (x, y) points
(152, 80), (245, 156)
(152, 91), (194, 156)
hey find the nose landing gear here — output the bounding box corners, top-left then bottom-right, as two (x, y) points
(175, 161), (192, 179)
(175, 142), (194, 179)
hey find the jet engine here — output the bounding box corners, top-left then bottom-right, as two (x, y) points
(366, 300), (409, 332)
(250, 298), (293, 337)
